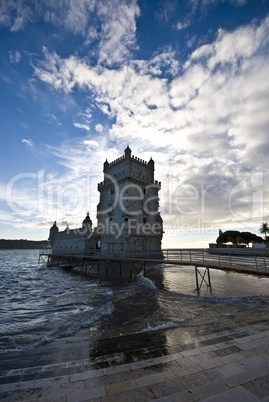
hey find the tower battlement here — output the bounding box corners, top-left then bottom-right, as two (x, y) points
(107, 154), (150, 167)
(99, 146), (159, 190)
(104, 146), (153, 169)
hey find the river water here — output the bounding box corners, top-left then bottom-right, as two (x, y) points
(1, 249), (269, 355)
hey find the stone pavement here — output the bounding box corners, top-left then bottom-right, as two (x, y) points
(1, 321), (269, 401)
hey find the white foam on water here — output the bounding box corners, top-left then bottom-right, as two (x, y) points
(60, 301), (114, 337)
(204, 295), (259, 308)
(136, 274), (157, 289)
(136, 321), (177, 334)
(26, 301), (114, 349)
(31, 335), (53, 349)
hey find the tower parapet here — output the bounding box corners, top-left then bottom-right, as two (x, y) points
(104, 146), (153, 169)
(98, 146), (160, 190)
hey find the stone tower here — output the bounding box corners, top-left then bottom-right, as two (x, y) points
(97, 146), (163, 255)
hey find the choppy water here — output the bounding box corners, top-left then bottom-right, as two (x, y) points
(1, 249), (269, 354)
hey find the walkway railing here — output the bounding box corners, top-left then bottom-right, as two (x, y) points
(123, 248), (268, 272)
(40, 248), (269, 273)
(39, 248), (269, 290)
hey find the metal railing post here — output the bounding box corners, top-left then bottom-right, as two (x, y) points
(255, 255), (258, 272)
(195, 266), (199, 291)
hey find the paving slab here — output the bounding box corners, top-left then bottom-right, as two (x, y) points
(1, 322), (269, 401)
(174, 379), (229, 401)
(135, 369), (176, 388)
(67, 385), (106, 402)
(105, 379), (137, 395)
(243, 375), (269, 399)
(200, 385), (259, 401)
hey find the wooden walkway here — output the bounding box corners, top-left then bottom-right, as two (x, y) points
(39, 249), (269, 291)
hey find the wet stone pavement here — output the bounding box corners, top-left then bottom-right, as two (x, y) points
(1, 321), (269, 401)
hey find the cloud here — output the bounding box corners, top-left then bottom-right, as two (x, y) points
(189, 0), (248, 12)
(54, 0), (96, 36)
(33, 16), (269, 165)
(2, 6), (266, 238)
(154, 0), (177, 23)
(1, 0), (140, 66)
(3, 137), (112, 228)
(0, 0), (37, 31)
(95, 124), (104, 133)
(43, 0), (139, 66)
(134, 48), (179, 76)
(175, 20), (191, 31)
(83, 140), (99, 148)
(3, 0), (268, 244)
(21, 138), (33, 146)
(187, 18), (269, 70)
(96, 0), (140, 65)
(9, 50), (22, 64)
(32, 14), (269, 232)
(0, 0), (91, 32)
(73, 122), (90, 131)
(47, 113), (62, 125)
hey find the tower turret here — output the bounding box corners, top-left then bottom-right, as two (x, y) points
(48, 221), (59, 246)
(148, 157), (154, 169)
(104, 159), (109, 172)
(124, 145), (132, 158)
(82, 211), (92, 234)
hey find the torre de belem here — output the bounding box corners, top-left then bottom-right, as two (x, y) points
(49, 146), (163, 256)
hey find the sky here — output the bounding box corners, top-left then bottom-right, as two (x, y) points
(1, 0), (269, 248)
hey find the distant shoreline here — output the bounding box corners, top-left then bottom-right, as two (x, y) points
(0, 239), (50, 250)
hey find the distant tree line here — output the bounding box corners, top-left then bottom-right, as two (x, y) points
(216, 230), (264, 247)
(0, 239), (50, 249)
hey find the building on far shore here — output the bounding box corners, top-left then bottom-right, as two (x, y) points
(49, 146), (163, 256)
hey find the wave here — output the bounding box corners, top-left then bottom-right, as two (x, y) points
(60, 301), (114, 337)
(136, 274), (157, 289)
(201, 294), (267, 308)
(29, 301), (114, 349)
(32, 335), (53, 349)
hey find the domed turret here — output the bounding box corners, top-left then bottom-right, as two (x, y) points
(82, 212), (92, 234)
(48, 221), (59, 245)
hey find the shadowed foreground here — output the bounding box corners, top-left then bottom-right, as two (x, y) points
(1, 318), (269, 401)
